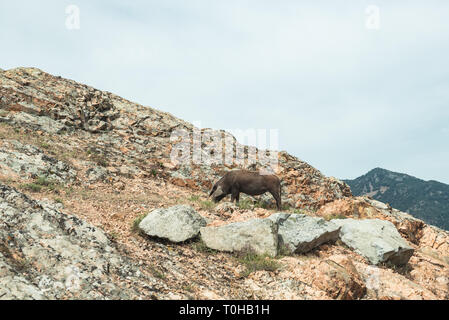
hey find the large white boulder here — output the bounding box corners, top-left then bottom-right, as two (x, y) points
(333, 218), (414, 266)
(139, 205), (206, 242)
(200, 218), (279, 257)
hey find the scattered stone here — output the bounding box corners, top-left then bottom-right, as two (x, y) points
(310, 255), (366, 300)
(215, 202), (238, 214)
(139, 205), (207, 242)
(356, 263), (438, 299)
(333, 219), (414, 266)
(200, 218), (278, 257)
(85, 166), (109, 182)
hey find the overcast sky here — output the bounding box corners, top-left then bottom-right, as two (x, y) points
(1, 1), (449, 183)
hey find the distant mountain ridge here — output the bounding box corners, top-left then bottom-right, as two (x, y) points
(344, 168), (449, 231)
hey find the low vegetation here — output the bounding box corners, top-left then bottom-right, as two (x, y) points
(20, 176), (60, 193)
(191, 239), (218, 254)
(234, 249), (282, 278)
(325, 214), (347, 221)
(188, 194), (216, 211)
(132, 214), (147, 234)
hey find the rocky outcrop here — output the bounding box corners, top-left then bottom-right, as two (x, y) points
(333, 219), (414, 266)
(200, 219), (279, 257)
(0, 183), (161, 300)
(309, 255), (366, 300)
(0, 140), (76, 183)
(268, 213), (340, 254)
(355, 263), (439, 299)
(139, 205), (207, 242)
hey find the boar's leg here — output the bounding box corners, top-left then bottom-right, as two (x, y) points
(268, 188), (282, 211)
(231, 187), (240, 204)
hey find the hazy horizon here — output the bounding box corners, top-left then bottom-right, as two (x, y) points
(2, 1), (449, 183)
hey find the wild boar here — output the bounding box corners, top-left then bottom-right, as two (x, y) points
(209, 170), (282, 210)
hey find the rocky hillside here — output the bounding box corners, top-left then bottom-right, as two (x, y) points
(344, 168), (449, 231)
(0, 67), (448, 300)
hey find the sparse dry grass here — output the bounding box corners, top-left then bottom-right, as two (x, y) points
(235, 249), (283, 278)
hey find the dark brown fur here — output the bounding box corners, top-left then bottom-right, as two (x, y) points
(209, 170), (282, 210)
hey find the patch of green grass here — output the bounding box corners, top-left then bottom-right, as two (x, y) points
(325, 214), (347, 221)
(237, 199), (253, 210)
(20, 176), (61, 193)
(291, 208), (310, 215)
(54, 198), (64, 204)
(281, 203), (293, 211)
(35, 176), (52, 186)
(188, 195), (200, 202)
(253, 199), (271, 210)
(39, 142), (50, 149)
(188, 194), (214, 209)
(37, 176), (60, 191)
(199, 200), (215, 210)
(235, 249), (282, 278)
(20, 183), (42, 193)
(188, 194), (216, 210)
(132, 214), (147, 233)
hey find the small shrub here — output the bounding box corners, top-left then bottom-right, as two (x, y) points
(199, 200), (215, 210)
(35, 176), (52, 186)
(253, 199), (271, 209)
(20, 183), (42, 193)
(32, 176), (60, 192)
(237, 199), (253, 210)
(39, 142), (50, 149)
